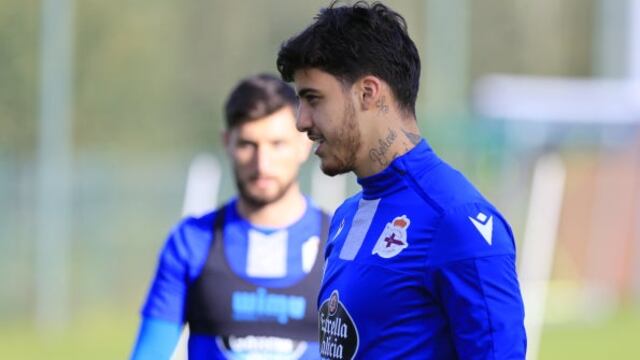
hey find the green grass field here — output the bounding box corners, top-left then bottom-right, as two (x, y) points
(538, 306), (640, 360)
(0, 309), (137, 360)
(1, 306), (639, 359)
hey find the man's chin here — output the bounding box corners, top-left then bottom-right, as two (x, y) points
(244, 189), (278, 204)
(320, 161), (351, 177)
(236, 176), (296, 209)
(241, 194), (275, 208)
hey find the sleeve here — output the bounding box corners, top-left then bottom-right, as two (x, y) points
(130, 317), (183, 360)
(426, 204), (527, 359)
(140, 221), (192, 324)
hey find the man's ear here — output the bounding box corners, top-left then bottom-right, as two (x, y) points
(356, 75), (383, 111)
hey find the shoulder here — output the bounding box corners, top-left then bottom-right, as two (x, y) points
(172, 210), (216, 245)
(159, 208), (218, 265)
(177, 210), (216, 235)
(428, 202), (516, 267)
(408, 160), (487, 214)
(405, 157), (517, 265)
(283, 198), (330, 244)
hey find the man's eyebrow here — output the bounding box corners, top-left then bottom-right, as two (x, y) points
(297, 88), (318, 98)
(235, 136), (257, 144)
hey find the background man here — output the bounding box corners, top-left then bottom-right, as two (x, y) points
(277, 2), (526, 359)
(131, 74), (328, 359)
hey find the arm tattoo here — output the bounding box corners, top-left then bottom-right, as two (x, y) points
(402, 129), (421, 145)
(369, 128), (398, 166)
(376, 96), (389, 114)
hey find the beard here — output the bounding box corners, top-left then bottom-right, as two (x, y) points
(320, 99), (362, 176)
(234, 170), (298, 209)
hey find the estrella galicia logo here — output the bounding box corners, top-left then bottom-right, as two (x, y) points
(232, 287), (306, 324)
(319, 290), (359, 360)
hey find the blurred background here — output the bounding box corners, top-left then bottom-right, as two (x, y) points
(1, 0), (639, 359)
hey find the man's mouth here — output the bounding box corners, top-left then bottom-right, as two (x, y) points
(308, 133), (325, 153)
(249, 176), (276, 189)
(307, 133), (324, 143)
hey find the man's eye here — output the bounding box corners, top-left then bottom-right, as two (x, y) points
(237, 141), (254, 149)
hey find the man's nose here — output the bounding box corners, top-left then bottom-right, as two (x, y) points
(296, 104), (311, 132)
(255, 146), (271, 173)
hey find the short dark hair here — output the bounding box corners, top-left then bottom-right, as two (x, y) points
(224, 73), (298, 129)
(277, 1), (420, 115)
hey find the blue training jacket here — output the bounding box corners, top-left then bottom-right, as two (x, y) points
(318, 139), (527, 359)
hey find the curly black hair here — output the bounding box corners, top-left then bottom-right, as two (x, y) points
(277, 1), (420, 115)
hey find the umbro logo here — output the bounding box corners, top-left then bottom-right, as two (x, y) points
(468, 212), (493, 245)
(332, 218), (345, 241)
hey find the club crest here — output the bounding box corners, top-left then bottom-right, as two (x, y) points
(372, 215), (410, 258)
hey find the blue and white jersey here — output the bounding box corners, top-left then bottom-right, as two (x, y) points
(138, 197), (327, 360)
(318, 140), (526, 359)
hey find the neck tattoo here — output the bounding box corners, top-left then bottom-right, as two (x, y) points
(376, 96), (389, 114)
(369, 128), (398, 167)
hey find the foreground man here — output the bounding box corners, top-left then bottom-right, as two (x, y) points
(277, 2), (526, 359)
(131, 74), (328, 359)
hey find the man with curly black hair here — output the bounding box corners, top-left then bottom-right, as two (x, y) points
(278, 2), (527, 358)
